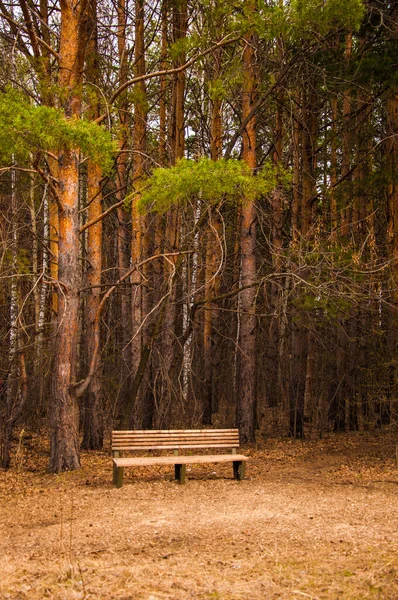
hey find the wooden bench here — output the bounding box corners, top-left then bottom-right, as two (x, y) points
(112, 429), (248, 487)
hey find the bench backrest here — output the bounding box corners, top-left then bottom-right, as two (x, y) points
(112, 429), (240, 452)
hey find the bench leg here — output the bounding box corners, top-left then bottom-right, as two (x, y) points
(233, 461), (245, 481)
(175, 463), (186, 484)
(113, 465), (124, 488)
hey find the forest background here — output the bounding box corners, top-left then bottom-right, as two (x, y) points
(0, 0), (397, 473)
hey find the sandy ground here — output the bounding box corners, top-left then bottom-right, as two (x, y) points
(0, 432), (397, 599)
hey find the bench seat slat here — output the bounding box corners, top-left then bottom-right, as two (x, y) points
(112, 444), (238, 451)
(113, 454), (248, 467)
(112, 434), (238, 439)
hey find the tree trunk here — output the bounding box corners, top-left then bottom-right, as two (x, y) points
(129, 0), (147, 428)
(292, 92), (300, 242)
(159, 0), (169, 166)
(158, 0), (187, 427)
(330, 96), (338, 239)
(267, 84), (284, 409)
(1, 166), (21, 468)
(237, 18), (257, 444)
(82, 162), (103, 449)
(301, 89), (317, 236)
(81, 0), (103, 450)
(116, 0), (132, 419)
(49, 0), (88, 472)
(203, 49), (223, 424)
(289, 84), (318, 439)
(289, 320), (307, 438)
(50, 146), (81, 471)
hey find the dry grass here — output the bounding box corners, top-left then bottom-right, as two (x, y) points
(0, 431), (397, 599)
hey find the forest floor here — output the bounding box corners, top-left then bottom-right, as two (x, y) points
(0, 431), (397, 600)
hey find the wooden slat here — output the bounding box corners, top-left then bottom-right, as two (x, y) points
(112, 435), (238, 441)
(112, 433), (238, 439)
(113, 437), (239, 444)
(112, 438), (239, 443)
(113, 429), (238, 434)
(113, 454), (248, 467)
(112, 446), (238, 452)
(112, 437), (239, 444)
(112, 434), (239, 438)
(112, 437), (238, 443)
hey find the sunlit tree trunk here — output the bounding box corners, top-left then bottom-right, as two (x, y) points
(49, 0), (88, 472)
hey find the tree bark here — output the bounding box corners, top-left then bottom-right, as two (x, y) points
(82, 163), (103, 449)
(159, 0), (169, 166)
(81, 0), (104, 450)
(237, 17), (257, 444)
(158, 0), (187, 427)
(267, 83), (284, 409)
(130, 0), (148, 428)
(115, 0), (132, 418)
(49, 0), (88, 472)
(203, 46), (223, 424)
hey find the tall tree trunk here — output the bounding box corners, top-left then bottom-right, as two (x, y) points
(203, 46), (223, 424)
(172, 0), (187, 164)
(237, 16), (257, 444)
(159, 0), (169, 166)
(49, 172), (59, 328)
(158, 0), (187, 427)
(267, 83), (284, 409)
(81, 0), (104, 450)
(116, 0), (132, 419)
(82, 166), (103, 449)
(130, 0), (148, 428)
(1, 166), (22, 468)
(49, 0), (88, 472)
(289, 85), (318, 438)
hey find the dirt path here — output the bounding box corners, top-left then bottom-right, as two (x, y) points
(1, 433), (397, 599)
